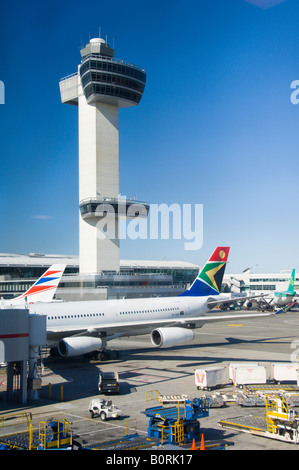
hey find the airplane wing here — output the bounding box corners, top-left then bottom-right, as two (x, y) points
(206, 293), (269, 309)
(47, 306), (285, 342)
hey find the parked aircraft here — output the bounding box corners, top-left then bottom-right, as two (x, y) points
(272, 269), (297, 307)
(29, 247), (284, 359)
(244, 269), (297, 310)
(1, 265), (65, 307)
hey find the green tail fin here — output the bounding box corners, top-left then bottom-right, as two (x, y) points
(287, 269), (296, 294)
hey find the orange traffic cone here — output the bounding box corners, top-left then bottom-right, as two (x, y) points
(200, 433), (205, 450)
(191, 438), (196, 450)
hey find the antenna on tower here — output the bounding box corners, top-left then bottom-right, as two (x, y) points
(99, 27), (101, 39)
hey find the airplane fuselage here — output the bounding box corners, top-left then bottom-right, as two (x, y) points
(273, 292), (294, 307)
(29, 294), (225, 345)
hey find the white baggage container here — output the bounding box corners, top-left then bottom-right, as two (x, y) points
(195, 366), (227, 390)
(232, 365), (267, 387)
(270, 362), (297, 383)
(229, 363), (259, 381)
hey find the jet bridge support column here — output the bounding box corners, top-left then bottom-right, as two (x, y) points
(0, 308), (46, 404)
(6, 361), (27, 404)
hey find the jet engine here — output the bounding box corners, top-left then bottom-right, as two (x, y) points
(150, 327), (194, 348)
(58, 336), (103, 358)
(206, 297), (220, 310)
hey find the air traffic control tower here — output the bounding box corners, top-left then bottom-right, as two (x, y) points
(59, 38), (149, 274)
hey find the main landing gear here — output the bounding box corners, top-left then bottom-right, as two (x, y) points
(91, 349), (119, 361)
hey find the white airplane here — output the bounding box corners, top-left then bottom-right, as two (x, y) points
(1, 265), (65, 307)
(29, 247), (284, 359)
(242, 269), (297, 311)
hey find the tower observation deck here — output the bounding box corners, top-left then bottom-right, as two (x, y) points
(59, 38), (148, 274)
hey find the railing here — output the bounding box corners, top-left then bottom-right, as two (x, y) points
(79, 196), (149, 206)
(59, 71), (78, 82)
(38, 419), (72, 449)
(0, 411), (32, 430)
(81, 53), (145, 72)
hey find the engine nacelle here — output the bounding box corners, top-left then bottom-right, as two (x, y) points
(150, 327), (194, 348)
(58, 336), (103, 358)
(206, 296), (219, 310)
(244, 300), (252, 308)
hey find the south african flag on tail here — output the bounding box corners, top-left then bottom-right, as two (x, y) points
(180, 247), (230, 297)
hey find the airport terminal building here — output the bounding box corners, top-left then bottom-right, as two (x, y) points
(0, 253), (297, 301)
(0, 253), (200, 301)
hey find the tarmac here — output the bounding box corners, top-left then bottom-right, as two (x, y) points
(1, 308), (299, 452)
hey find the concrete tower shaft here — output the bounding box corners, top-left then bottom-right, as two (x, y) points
(78, 97), (119, 201)
(59, 38), (147, 274)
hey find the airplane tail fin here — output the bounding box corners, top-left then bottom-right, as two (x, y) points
(180, 247), (230, 297)
(11, 264), (65, 305)
(272, 300), (296, 315)
(287, 269), (296, 294)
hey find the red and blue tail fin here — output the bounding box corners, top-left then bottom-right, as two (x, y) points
(11, 264), (65, 305)
(180, 247), (230, 297)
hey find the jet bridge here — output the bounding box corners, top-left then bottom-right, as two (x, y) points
(0, 308), (46, 404)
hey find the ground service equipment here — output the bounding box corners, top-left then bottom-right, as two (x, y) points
(0, 418), (73, 450)
(270, 363), (297, 383)
(231, 365), (267, 388)
(143, 390), (209, 444)
(195, 366), (228, 390)
(219, 394), (299, 444)
(89, 399), (122, 420)
(98, 371), (120, 394)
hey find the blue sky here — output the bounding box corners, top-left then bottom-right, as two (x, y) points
(0, 0), (299, 273)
